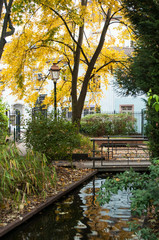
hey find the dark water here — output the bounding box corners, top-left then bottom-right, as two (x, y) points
(2, 174), (138, 240)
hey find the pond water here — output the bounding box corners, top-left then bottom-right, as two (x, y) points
(2, 174), (139, 240)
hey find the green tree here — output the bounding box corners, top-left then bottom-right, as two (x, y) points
(113, 0), (159, 157)
(114, 0), (159, 96)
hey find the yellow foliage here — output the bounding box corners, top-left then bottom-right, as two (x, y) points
(1, 0), (132, 110)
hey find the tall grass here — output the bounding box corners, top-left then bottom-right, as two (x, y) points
(0, 144), (56, 208)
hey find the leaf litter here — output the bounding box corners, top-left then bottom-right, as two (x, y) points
(0, 166), (93, 228)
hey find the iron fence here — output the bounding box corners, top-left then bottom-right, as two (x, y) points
(6, 110), (21, 141)
(91, 136), (149, 168)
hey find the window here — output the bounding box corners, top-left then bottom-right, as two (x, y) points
(61, 107), (72, 119)
(83, 106), (100, 116)
(10, 114), (16, 126)
(33, 72), (43, 81)
(84, 108), (89, 116)
(13, 103), (24, 114)
(68, 111), (72, 119)
(90, 107), (95, 114)
(62, 105), (100, 119)
(38, 94), (47, 105)
(120, 105), (134, 113)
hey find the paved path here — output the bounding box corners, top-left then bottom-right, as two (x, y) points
(16, 142), (27, 156)
(15, 142), (151, 171)
(53, 159), (151, 172)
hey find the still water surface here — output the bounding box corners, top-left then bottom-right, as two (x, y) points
(3, 174), (138, 240)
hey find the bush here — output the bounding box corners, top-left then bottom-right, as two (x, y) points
(110, 113), (137, 135)
(0, 144), (56, 207)
(25, 112), (81, 161)
(97, 159), (159, 239)
(80, 114), (112, 136)
(80, 113), (137, 137)
(0, 99), (8, 144)
(145, 105), (159, 158)
(73, 134), (93, 155)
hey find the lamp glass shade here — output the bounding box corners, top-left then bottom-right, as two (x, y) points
(50, 70), (60, 80)
(49, 63), (60, 80)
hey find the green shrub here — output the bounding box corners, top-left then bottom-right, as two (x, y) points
(25, 112), (81, 161)
(0, 144), (56, 207)
(80, 113), (137, 137)
(97, 159), (159, 239)
(73, 134), (93, 155)
(145, 105), (159, 158)
(0, 99), (8, 144)
(80, 114), (112, 136)
(110, 113), (137, 135)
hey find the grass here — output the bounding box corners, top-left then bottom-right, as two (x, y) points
(0, 143), (57, 209)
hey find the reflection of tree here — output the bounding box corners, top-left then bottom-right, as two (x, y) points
(3, 176), (135, 240)
(3, 188), (90, 240)
(79, 177), (133, 240)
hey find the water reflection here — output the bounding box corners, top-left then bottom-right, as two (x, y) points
(2, 175), (138, 240)
(78, 177), (133, 240)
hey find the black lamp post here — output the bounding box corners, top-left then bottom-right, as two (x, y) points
(49, 63), (60, 118)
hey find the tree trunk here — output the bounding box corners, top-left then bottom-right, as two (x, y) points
(0, 0), (14, 60)
(71, 0), (87, 129)
(72, 8), (112, 128)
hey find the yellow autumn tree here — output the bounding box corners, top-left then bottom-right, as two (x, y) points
(1, 0), (133, 126)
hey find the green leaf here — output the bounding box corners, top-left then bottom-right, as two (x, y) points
(155, 103), (159, 112)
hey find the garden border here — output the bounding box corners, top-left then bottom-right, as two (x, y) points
(0, 170), (98, 238)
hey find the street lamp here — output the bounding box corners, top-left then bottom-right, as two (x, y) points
(49, 63), (60, 118)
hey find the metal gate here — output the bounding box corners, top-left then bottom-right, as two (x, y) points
(7, 110), (21, 141)
(15, 110), (20, 141)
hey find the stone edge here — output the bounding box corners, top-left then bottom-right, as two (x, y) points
(0, 170), (98, 238)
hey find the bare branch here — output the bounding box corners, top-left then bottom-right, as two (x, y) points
(110, 17), (135, 35)
(77, 7), (112, 113)
(63, 52), (73, 74)
(89, 59), (129, 80)
(99, 4), (107, 16)
(41, 3), (89, 65)
(36, 72), (50, 93)
(109, 7), (124, 21)
(49, 39), (75, 53)
(84, 30), (90, 48)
